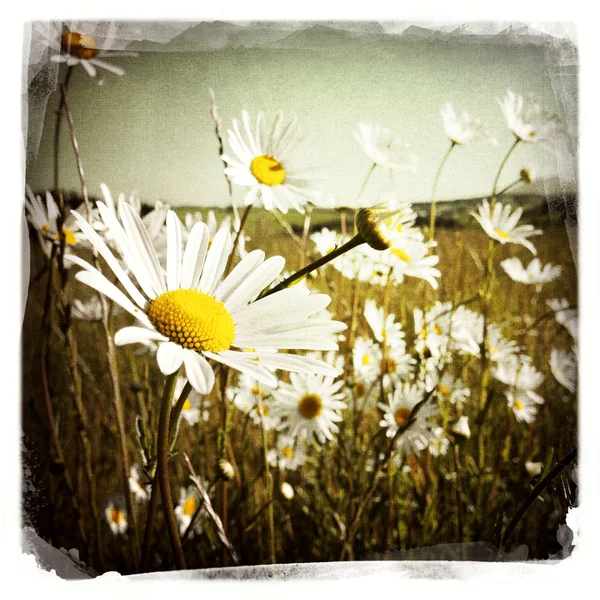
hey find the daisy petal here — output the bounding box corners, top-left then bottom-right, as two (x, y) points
(115, 327), (168, 346)
(182, 350), (215, 394)
(156, 342), (184, 375)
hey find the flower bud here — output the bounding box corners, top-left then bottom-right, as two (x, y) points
(520, 168), (535, 184)
(355, 201), (413, 251)
(451, 415), (471, 439)
(218, 458), (235, 481)
(280, 482), (294, 500)
(525, 460), (543, 476)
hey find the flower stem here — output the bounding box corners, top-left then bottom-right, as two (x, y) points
(491, 137), (520, 208)
(157, 370), (187, 570)
(357, 163), (376, 200)
(260, 233), (366, 298)
(226, 203), (253, 275)
(429, 141), (455, 243)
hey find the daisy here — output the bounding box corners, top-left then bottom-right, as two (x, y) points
(270, 372), (347, 444)
(500, 257), (562, 289)
(49, 28), (136, 77)
(354, 122), (418, 171)
(65, 200), (345, 394)
(427, 427), (450, 457)
(440, 103), (487, 145)
(506, 390), (539, 423)
(275, 434), (308, 471)
(231, 373), (279, 430)
(128, 464), (150, 503)
(174, 486), (205, 537)
(472, 199), (542, 254)
(547, 298), (578, 341)
(451, 415), (471, 439)
(378, 383), (438, 455)
(173, 377), (203, 426)
(487, 324), (520, 362)
(364, 299), (405, 348)
(550, 348), (577, 393)
(450, 306), (484, 357)
(353, 337), (381, 384)
(105, 502), (127, 535)
(498, 89), (560, 143)
(25, 186), (80, 258)
(413, 303), (452, 361)
(222, 110), (320, 213)
(430, 372), (471, 405)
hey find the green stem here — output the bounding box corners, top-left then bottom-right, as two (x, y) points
(491, 137), (520, 208)
(429, 141), (456, 242)
(260, 234), (366, 298)
(357, 163), (377, 200)
(157, 370), (187, 570)
(225, 203), (253, 275)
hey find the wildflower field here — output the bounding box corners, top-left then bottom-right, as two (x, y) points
(22, 22), (578, 576)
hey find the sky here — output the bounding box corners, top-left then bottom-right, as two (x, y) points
(25, 21), (577, 208)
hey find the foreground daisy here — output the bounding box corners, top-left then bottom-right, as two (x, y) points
(222, 111), (320, 213)
(354, 122), (417, 171)
(271, 372), (347, 444)
(500, 257), (562, 289)
(472, 199), (542, 254)
(440, 103), (487, 146)
(66, 200), (345, 394)
(498, 89), (559, 143)
(105, 502), (127, 535)
(49, 29), (136, 77)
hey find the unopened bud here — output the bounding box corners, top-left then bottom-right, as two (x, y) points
(280, 482), (294, 500)
(355, 201), (413, 251)
(451, 416), (471, 439)
(520, 168), (535, 184)
(218, 458), (235, 481)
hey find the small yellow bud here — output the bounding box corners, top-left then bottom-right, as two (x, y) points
(355, 201), (413, 251)
(520, 168), (534, 184)
(218, 459), (235, 481)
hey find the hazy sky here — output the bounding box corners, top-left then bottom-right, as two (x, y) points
(26, 21), (577, 208)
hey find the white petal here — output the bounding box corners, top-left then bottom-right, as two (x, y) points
(180, 222), (209, 289)
(214, 249), (265, 305)
(204, 350), (277, 388)
(182, 350), (215, 394)
(90, 58), (125, 76)
(197, 228), (232, 294)
(166, 211), (183, 291)
(156, 342), (184, 375)
(115, 327), (168, 346)
(80, 60), (97, 77)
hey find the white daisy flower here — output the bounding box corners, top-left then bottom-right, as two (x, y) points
(498, 89), (560, 143)
(487, 324), (520, 362)
(173, 377), (203, 426)
(450, 306), (484, 357)
(24, 186), (80, 258)
(231, 373), (278, 430)
(128, 464), (150, 503)
(364, 299), (405, 348)
(174, 486), (205, 537)
(550, 348), (577, 394)
(547, 298), (578, 341)
(451, 415), (471, 439)
(493, 355), (545, 418)
(105, 502), (127, 535)
(270, 372), (347, 444)
(428, 427), (450, 457)
(430, 372), (471, 405)
(65, 200), (345, 394)
(501, 257), (562, 289)
(353, 337), (381, 384)
(472, 199), (542, 255)
(222, 110), (320, 213)
(413, 303), (452, 361)
(49, 29), (136, 77)
(440, 103), (487, 145)
(71, 296), (104, 321)
(378, 383), (438, 455)
(506, 390), (539, 423)
(354, 122), (417, 171)
(275, 435), (308, 471)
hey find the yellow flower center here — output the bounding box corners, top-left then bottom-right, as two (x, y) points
(493, 228), (510, 240)
(183, 496), (197, 516)
(256, 403), (270, 417)
(281, 446), (295, 458)
(362, 353), (371, 366)
(394, 407), (411, 428)
(391, 247), (411, 263)
(250, 154), (286, 187)
(437, 384), (450, 397)
(147, 289), (235, 353)
(514, 400), (524, 411)
(42, 224), (77, 245)
(182, 399), (192, 411)
(110, 509), (122, 524)
(491, 347), (498, 355)
(61, 31), (99, 59)
(434, 323), (443, 335)
(298, 393), (323, 420)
